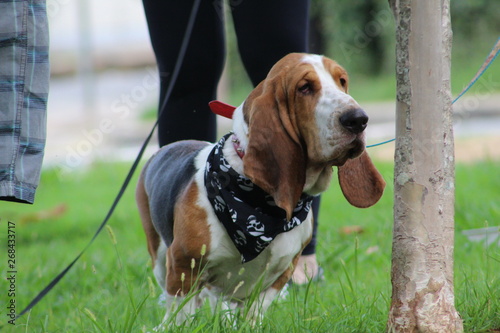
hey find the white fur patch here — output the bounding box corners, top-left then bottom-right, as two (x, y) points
(301, 54), (362, 160)
(231, 103), (248, 150)
(154, 240), (167, 290)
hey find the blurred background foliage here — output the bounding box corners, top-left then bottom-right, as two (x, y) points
(224, 0), (500, 104)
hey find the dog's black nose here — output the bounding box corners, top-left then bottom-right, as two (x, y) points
(340, 108), (368, 134)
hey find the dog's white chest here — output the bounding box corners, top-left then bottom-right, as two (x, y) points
(205, 213), (313, 300)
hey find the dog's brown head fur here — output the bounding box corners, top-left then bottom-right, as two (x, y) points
(241, 53), (385, 219)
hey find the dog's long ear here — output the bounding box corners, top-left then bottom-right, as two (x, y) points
(243, 82), (306, 221)
(337, 151), (386, 208)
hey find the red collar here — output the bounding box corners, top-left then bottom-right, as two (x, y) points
(209, 101), (243, 157)
(209, 100), (236, 119)
(231, 134), (245, 158)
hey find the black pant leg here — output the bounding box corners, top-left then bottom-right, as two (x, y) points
(231, 0), (310, 85)
(142, 0), (226, 146)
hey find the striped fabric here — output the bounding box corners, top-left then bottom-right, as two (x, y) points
(0, 0), (49, 204)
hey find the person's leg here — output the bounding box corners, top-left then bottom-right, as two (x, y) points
(142, 0), (225, 146)
(232, 0), (322, 283)
(231, 0), (310, 86)
(0, 0), (50, 204)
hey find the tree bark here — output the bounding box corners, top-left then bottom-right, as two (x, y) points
(387, 0), (463, 332)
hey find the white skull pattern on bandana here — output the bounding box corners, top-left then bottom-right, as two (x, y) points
(204, 133), (314, 263)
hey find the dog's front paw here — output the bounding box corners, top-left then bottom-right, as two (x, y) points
(157, 291), (167, 306)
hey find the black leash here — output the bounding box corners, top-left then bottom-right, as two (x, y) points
(14, 0), (201, 321)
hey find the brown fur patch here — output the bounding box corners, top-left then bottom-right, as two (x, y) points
(338, 150), (386, 208)
(166, 181), (211, 296)
(136, 171), (160, 263)
(243, 54), (322, 219)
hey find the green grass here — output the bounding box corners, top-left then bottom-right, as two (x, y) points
(1, 159), (499, 332)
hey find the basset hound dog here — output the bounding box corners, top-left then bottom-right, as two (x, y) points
(136, 53), (386, 327)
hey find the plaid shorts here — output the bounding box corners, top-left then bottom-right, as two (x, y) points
(0, 0), (49, 204)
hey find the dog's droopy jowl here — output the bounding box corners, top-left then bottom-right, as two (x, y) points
(136, 53), (386, 327)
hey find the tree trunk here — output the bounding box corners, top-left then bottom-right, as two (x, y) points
(387, 0), (463, 332)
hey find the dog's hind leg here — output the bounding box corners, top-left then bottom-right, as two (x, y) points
(153, 241), (167, 291)
(136, 171), (161, 270)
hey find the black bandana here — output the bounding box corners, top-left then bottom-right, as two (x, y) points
(204, 133), (314, 263)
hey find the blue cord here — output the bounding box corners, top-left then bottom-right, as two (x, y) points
(367, 36), (500, 149)
(366, 138), (396, 148)
(452, 36), (500, 104)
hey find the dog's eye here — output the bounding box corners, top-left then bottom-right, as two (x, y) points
(339, 77), (347, 89)
(298, 82), (312, 94)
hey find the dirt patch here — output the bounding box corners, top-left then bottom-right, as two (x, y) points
(455, 135), (500, 163)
